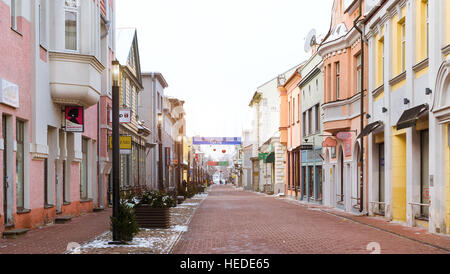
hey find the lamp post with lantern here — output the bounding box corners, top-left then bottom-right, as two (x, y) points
(110, 60), (121, 244)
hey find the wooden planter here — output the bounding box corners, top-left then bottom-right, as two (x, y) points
(134, 206), (170, 229)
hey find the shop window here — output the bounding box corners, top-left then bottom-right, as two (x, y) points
(308, 166), (314, 199)
(44, 158), (48, 206)
(378, 143), (386, 214)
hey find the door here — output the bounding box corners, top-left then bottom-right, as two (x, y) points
(420, 130), (430, 218)
(379, 143), (385, 214)
(339, 148), (344, 203)
(252, 160), (259, 191)
(3, 116), (12, 225)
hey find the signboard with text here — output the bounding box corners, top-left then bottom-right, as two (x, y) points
(337, 132), (352, 157)
(65, 106), (84, 132)
(109, 135), (132, 154)
(0, 78), (19, 108)
(193, 137), (242, 145)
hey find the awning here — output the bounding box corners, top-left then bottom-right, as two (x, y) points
(357, 121), (384, 139)
(396, 104), (429, 130)
(264, 152), (275, 163)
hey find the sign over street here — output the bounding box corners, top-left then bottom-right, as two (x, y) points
(193, 137), (242, 145)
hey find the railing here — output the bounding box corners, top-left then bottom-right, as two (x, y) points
(409, 202), (430, 221)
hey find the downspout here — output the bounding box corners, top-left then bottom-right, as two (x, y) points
(354, 0), (365, 213)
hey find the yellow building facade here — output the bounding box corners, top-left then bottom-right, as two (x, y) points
(366, 0), (450, 235)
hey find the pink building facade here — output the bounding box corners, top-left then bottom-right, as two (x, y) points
(0, 0), (116, 234)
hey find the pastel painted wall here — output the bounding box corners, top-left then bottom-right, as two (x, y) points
(392, 131), (407, 222)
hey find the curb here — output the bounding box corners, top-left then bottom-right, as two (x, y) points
(167, 191), (210, 254)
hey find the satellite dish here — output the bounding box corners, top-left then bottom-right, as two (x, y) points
(304, 29), (317, 53)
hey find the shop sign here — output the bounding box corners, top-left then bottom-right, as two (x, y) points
(65, 106), (84, 132)
(0, 78), (19, 108)
(109, 109), (132, 124)
(109, 136), (132, 154)
(258, 153), (268, 160)
(337, 132), (352, 157)
(322, 137), (337, 148)
(300, 145), (314, 151)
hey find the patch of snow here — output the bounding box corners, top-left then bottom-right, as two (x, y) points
(171, 225), (188, 232)
(179, 203), (199, 206)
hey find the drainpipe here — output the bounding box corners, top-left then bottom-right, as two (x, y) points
(354, 0), (365, 213)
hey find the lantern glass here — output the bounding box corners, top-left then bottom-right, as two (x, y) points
(158, 113), (163, 126)
(112, 61), (120, 85)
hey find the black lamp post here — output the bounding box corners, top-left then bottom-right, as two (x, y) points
(110, 60), (121, 244)
(177, 135), (183, 194)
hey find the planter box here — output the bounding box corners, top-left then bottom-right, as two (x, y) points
(134, 206), (170, 229)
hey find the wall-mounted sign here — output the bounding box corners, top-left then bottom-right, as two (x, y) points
(109, 109), (132, 124)
(65, 106), (84, 132)
(322, 137), (337, 148)
(109, 135), (132, 154)
(0, 78), (19, 108)
(300, 145), (314, 151)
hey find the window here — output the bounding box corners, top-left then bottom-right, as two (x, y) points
(39, 0), (47, 46)
(16, 120), (25, 210)
(303, 112), (306, 137)
(356, 54), (362, 93)
(335, 62), (340, 100)
(308, 109), (312, 136)
(288, 100), (291, 126)
(65, 0), (79, 51)
(401, 21), (406, 72)
(316, 79), (319, 91)
(292, 98), (295, 125)
(80, 138), (88, 200)
(10, 0), (17, 30)
(122, 77), (127, 106)
(377, 37), (385, 86)
(315, 104), (320, 133)
(425, 1), (429, 58)
(297, 95), (300, 122)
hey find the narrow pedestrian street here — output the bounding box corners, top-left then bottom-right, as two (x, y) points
(172, 185), (449, 254)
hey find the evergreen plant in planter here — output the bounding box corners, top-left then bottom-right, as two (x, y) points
(131, 191), (176, 229)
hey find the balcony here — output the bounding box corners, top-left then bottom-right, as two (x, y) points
(322, 93), (361, 134)
(49, 52), (105, 107)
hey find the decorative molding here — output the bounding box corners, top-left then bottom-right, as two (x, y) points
(389, 71), (406, 86)
(442, 44), (450, 57)
(49, 51), (105, 73)
(412, 58), (429, 73)
(372, 84), (385, 98)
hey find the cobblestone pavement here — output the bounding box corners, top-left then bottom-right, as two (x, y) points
(0, 209), (111, 254)
(172, 185), (450, 254)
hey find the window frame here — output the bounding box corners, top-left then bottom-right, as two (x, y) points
(16, 120), (25, 210)
(401, 21), (406, 72)
(64, 0), (80, 52)
(335, 62), (340, 100)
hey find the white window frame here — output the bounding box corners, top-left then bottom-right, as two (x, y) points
(64, 0), (80, 52)
(401, 21), (406, 72)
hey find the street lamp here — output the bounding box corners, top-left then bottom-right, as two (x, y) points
(158, 113), (164, 192)
(110, 60), (122, 244)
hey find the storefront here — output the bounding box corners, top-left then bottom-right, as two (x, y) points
(301, 147), (323, 203)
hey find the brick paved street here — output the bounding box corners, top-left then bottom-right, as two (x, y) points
(172, 185), (450, 254)
(0, 209), (111, 254)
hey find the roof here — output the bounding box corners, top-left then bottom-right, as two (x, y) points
(116, 28), (136, 65)
(142, 72), (169, 89)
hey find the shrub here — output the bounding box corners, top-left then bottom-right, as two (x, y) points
(131, 190), (176, 208)
(110, 201), (140, 242)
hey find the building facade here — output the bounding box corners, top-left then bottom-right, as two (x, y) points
(365, 0), (450, 235)
(1, 0), (116, 233)
(140, 73), (168, 190)
(318, 0), (369, 214)
(298, 53), (325, 204)
(249, 66), (297, 195)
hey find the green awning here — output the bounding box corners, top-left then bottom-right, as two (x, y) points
(264, 152), (275, 163)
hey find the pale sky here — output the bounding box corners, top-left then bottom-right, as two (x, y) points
(117, 0), (333, 138)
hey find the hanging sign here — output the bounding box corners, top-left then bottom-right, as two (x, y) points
(322, 137), (337, 148)
(109, 109), (132, 124)
(65, 106), (84, 132)
(337, 132), (352, 157)
(193, 137), (242, 145)
(258, 153), (269, 160)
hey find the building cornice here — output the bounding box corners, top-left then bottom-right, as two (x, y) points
(49, 51), (105, 73)
(318, 27), (360, 58)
